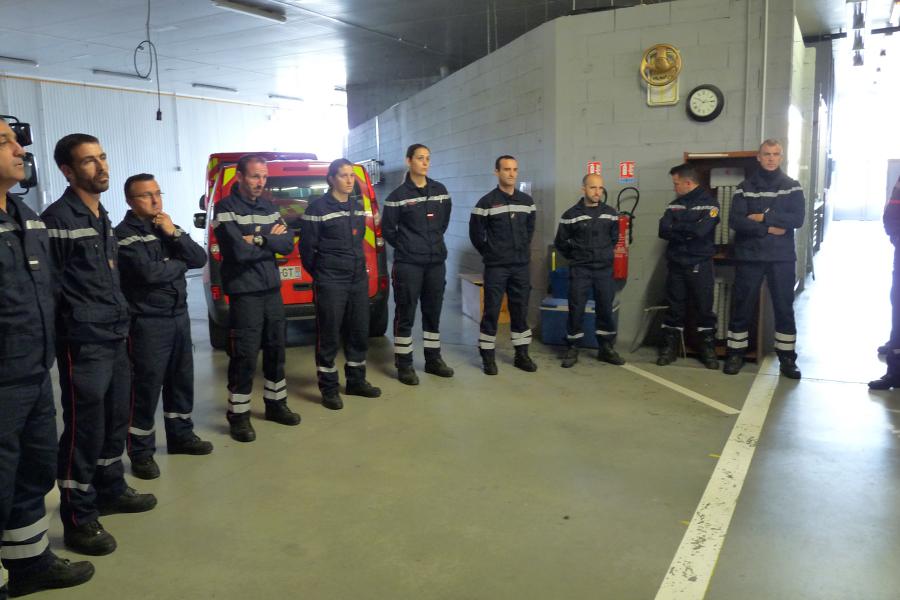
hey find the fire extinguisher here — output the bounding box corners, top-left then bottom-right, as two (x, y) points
(614, 187), (640, 281)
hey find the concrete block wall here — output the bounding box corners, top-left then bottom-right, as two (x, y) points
(347, 24), (557, 311)
(348, 0), (804, 347)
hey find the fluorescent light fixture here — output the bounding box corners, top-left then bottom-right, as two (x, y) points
(268, 93), (303, 102)
(0, 55), (39, 67)
(92, 68), (150, 81)
(192, 82), (238, 92)
(211, 0), (286, 23)
(892, 0), (900, 25)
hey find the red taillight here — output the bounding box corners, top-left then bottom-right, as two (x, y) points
(211, 285), (223, 300)
(369, 195), (385, 253)
(209, 230), (221, 262)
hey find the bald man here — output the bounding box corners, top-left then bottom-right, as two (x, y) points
(553, 173), (624, 368)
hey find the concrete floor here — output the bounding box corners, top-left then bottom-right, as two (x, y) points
(33, 220), (898, 600)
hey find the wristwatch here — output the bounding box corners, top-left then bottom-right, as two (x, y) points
(253, 234), (264, 246)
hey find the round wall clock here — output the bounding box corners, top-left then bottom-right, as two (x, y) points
(686, 84), (724, 122)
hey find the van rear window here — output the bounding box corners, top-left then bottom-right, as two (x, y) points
(266, 176), (328, 230)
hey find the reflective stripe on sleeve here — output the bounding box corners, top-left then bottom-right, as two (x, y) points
(118, 234), (158, 246)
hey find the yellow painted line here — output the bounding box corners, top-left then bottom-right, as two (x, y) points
(679, 520), (690, 526)
(621, 364), (740, 415)
(708, 454), (720, 458)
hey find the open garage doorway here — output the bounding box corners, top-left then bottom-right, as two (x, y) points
(829, 31), (900, 222)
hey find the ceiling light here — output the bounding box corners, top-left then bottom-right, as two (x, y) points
(268, 93), (304, 102)
(0, 55), (39, 67)
(192, 82), (238, 92)
(853, 51), (864, 66)
(92, 68), (150, 81)
(211, 0), (286, 24)
(892, 0), (900, 25)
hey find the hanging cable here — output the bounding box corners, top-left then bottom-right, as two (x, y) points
(133, 0), (163, 120)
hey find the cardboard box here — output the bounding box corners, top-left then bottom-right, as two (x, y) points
(459, 273), (510, 324)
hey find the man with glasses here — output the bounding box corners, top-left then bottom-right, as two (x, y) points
(115, 174), (213, 480)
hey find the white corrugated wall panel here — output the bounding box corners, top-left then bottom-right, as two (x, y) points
(0, 76), (346, 239)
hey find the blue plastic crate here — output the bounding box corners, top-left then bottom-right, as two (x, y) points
(540, 297), (600, 348)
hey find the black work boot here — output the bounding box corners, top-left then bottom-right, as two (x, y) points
(265, 400), (301, 426)
(480, 350), (498, 375)
(656, 329), (679, 366)
(7, 554), (94, 597)
(63, 521), (117, 556)
(321, 390), (343, 410)
(168, 432), (214, 455)
(698, 334), (720, 370)
(869, 370), (900, 390)
(424, 356), (454, 377)
(397, 365), (419, 386)
(130, 455), (160, 480)
(723, 353), (744, 375)
(513, 346), (538, 372)
(561, 346), (579, 368)
(597, 340), (625, 365)
(98, 487), (157, 516)
(778, 354), (802, 379)
(346, 380), (382, 397)
(227, 412), (256, 442)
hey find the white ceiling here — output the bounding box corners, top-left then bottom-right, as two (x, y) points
(0, 0), (896, 108)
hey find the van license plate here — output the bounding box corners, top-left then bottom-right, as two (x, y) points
(279, 266), (301, 280)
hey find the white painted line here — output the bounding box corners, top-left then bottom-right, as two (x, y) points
(654, 355), (781, 600)
(621, 364), (740, 415)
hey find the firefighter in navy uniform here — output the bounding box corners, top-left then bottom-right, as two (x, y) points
(115, 173), (213, 480)
(469, 155), (537, 375)
(42, 134), (157, 557)
(300, 158), (382, 410)
(554, 173), (624, 368)
(657, 163), (720, 369)
(869, 174), (900, 390)
(0, 121), (94, 598)
(213, 154), (301, 442)
(724, 139), (804, 378)
(382, 143), (454, 385)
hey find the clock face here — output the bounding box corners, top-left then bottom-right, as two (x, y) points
(686, 84), (724, 122)
(689, 89), (719, 116)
